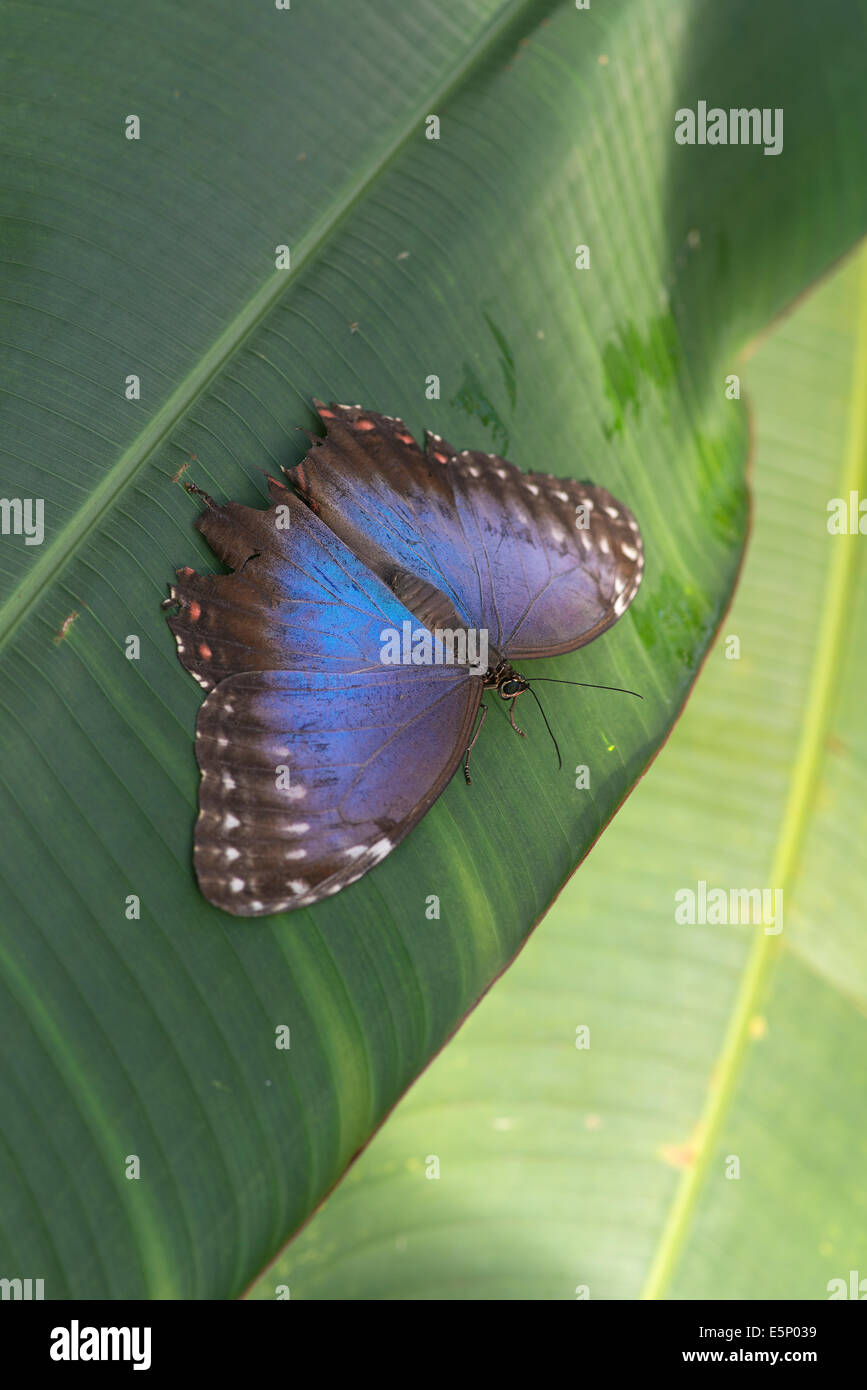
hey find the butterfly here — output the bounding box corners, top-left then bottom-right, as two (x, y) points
(163, 400), (643, 916)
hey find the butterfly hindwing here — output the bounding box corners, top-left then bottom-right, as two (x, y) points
(193, 666), (480, 915)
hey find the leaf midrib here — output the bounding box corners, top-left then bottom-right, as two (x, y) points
(641, 243), (867, 1300)
(0, 0), (541, 657)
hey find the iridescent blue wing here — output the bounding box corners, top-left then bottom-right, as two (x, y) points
(165, 478), (404, 690)
(191, 666), (478, 916)
(290, 402), (478, 635)
(165, 480), (480, 915)
(290, 402), (643, 659)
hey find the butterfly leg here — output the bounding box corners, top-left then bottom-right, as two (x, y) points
(508, 698), (526, 738)
(184, 481), (218, 509)
(463, 702), (488, 785)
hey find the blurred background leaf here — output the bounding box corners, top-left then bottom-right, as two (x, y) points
(249, 245), (867, 1299)
(0, 0), (865, 1297)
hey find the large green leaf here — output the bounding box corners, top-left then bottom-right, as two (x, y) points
(0, 0), (865, 1297)
(250, 246), (867, 1299)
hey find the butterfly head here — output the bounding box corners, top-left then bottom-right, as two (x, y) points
(498, 673), (530, 700)
(484, 661), (529, 701)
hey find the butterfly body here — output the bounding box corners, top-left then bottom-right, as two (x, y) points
(165, 401), (643, 916)
(482, 659), (530, 700)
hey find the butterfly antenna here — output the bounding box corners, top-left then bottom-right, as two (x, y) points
(527, 686), (562, 770)
(530, 678), (644, 700)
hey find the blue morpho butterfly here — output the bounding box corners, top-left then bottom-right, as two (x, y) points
(163, 400), (643, 916)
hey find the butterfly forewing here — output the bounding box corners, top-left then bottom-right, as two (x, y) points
(166, 478), (426, 690)
(289, 402), (481, 630)
(442, 450), (643, 658)
(289, 402), (643, 659)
